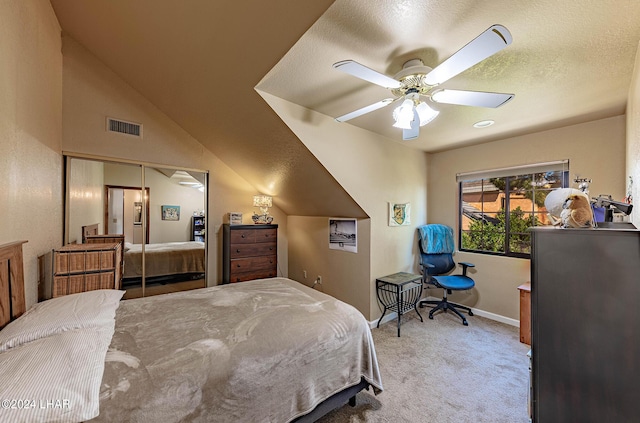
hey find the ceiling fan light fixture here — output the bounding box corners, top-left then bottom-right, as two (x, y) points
(332, 24), (514, 140)
(415, 101), (439, 126)
(392, 98), (415, 129)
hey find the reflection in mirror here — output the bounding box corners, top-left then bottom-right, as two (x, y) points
(65, 157), (207, 300)
(138, 166), (206, 298)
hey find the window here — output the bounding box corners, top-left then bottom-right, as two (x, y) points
(458, 161), (569, 258)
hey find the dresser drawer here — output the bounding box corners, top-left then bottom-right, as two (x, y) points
(54, 243), (120, 274)
(230, 255), (276, 272)
(53, 271), (116, 298)
(230, 229), (256, 244)
(230, 228), (277, 244)
(230, 242), (276, 259)
(254, 228), (277, 242)
(228, 268), (277, 283)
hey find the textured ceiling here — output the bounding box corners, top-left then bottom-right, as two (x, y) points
(259, 0), (640, 151)
(50, 0), (640, 216)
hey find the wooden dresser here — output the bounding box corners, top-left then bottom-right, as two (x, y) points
(223, 224), (277, 283)
(51, 243), (122, 297)
(518, 282), (531, 345)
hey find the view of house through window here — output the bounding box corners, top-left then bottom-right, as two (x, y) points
(458, 162), (569, 258)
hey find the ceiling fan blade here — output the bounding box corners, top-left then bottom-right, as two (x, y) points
(402, 109), (420, 140)
(431, 89), (514, 108)
(424, 25), (513, 86)
(335, 98), (395, 122)
(333, 60), (401, 89)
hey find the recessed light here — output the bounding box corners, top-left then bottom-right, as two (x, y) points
(473, 120), (495, 128)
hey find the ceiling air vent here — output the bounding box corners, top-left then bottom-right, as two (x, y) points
(106, 117), (143, 138)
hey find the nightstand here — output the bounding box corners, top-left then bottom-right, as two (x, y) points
(376, 272), (423, 337)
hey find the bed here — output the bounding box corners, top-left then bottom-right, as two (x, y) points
(80, 223), (205, 283)
(123, 241), (206, 281)
(0, 251), (383, 423)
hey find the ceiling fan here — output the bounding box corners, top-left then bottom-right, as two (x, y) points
(333, 24), (515, 140)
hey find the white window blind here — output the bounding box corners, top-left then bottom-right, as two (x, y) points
(456, 160), (569, 182)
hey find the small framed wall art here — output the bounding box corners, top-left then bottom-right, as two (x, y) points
(329, 218), (357, 253)
(389, 202), (411, 226)
(161, 205), (180, 221)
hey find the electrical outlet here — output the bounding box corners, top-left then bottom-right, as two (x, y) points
(303, 270), (307, 279)
(316, 276), (322, 285)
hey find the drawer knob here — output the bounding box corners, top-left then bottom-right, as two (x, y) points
(236, 249), (240, 253)
(236, 264), (240, 268)
(269, 247), (273, 250)
(241, 234), (246, 238)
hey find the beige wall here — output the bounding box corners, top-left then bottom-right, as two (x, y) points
(0, 0), (63, 308)
(61, 35), (288, 286)
(258, 91), (429, 321)
(627, 41), (640, 225)
(288, 216), (371, 317)
(428, 115), (626, 321)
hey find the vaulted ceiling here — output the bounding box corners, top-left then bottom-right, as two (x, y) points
(50, 0), (640, 215)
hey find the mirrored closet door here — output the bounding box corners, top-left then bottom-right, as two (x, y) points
(65, 156), (207, 299)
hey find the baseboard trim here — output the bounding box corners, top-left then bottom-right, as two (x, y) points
(369, 311), (398, 329)
(370, 297), (519, 328)
(471, 308), (519, 327)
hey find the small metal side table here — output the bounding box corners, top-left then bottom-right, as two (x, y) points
(376, 272), (423, 337)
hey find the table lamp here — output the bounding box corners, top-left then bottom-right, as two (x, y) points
(252, 195), (274, 224)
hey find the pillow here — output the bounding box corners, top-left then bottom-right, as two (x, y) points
(0, 325), (115, 423)
(0, 289), (124, 353)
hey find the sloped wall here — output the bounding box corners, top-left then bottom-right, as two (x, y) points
(258, 91), (428, 321)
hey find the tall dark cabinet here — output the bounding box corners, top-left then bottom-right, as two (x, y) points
(530, 225), (640, 422)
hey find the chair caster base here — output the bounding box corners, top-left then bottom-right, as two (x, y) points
(428, 300), (472, 326)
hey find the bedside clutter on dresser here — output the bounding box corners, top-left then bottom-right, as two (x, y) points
(222, 224), (278, 283)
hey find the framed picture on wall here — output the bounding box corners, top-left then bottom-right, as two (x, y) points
(389, 202), (411, 226)
(329, 218), (357, 253)
(161, 205), (180, 221)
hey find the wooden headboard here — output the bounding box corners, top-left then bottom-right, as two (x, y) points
(81, 223), (99, 243)
(0, 240), (27, 329)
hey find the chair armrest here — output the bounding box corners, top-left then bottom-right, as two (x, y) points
(420, 262), (435, 284)
(458, 262), (475, 276)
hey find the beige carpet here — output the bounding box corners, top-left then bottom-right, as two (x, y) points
(318, 310), (531, 423)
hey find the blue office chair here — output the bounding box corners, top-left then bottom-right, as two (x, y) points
(417, 224), (476, 326)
